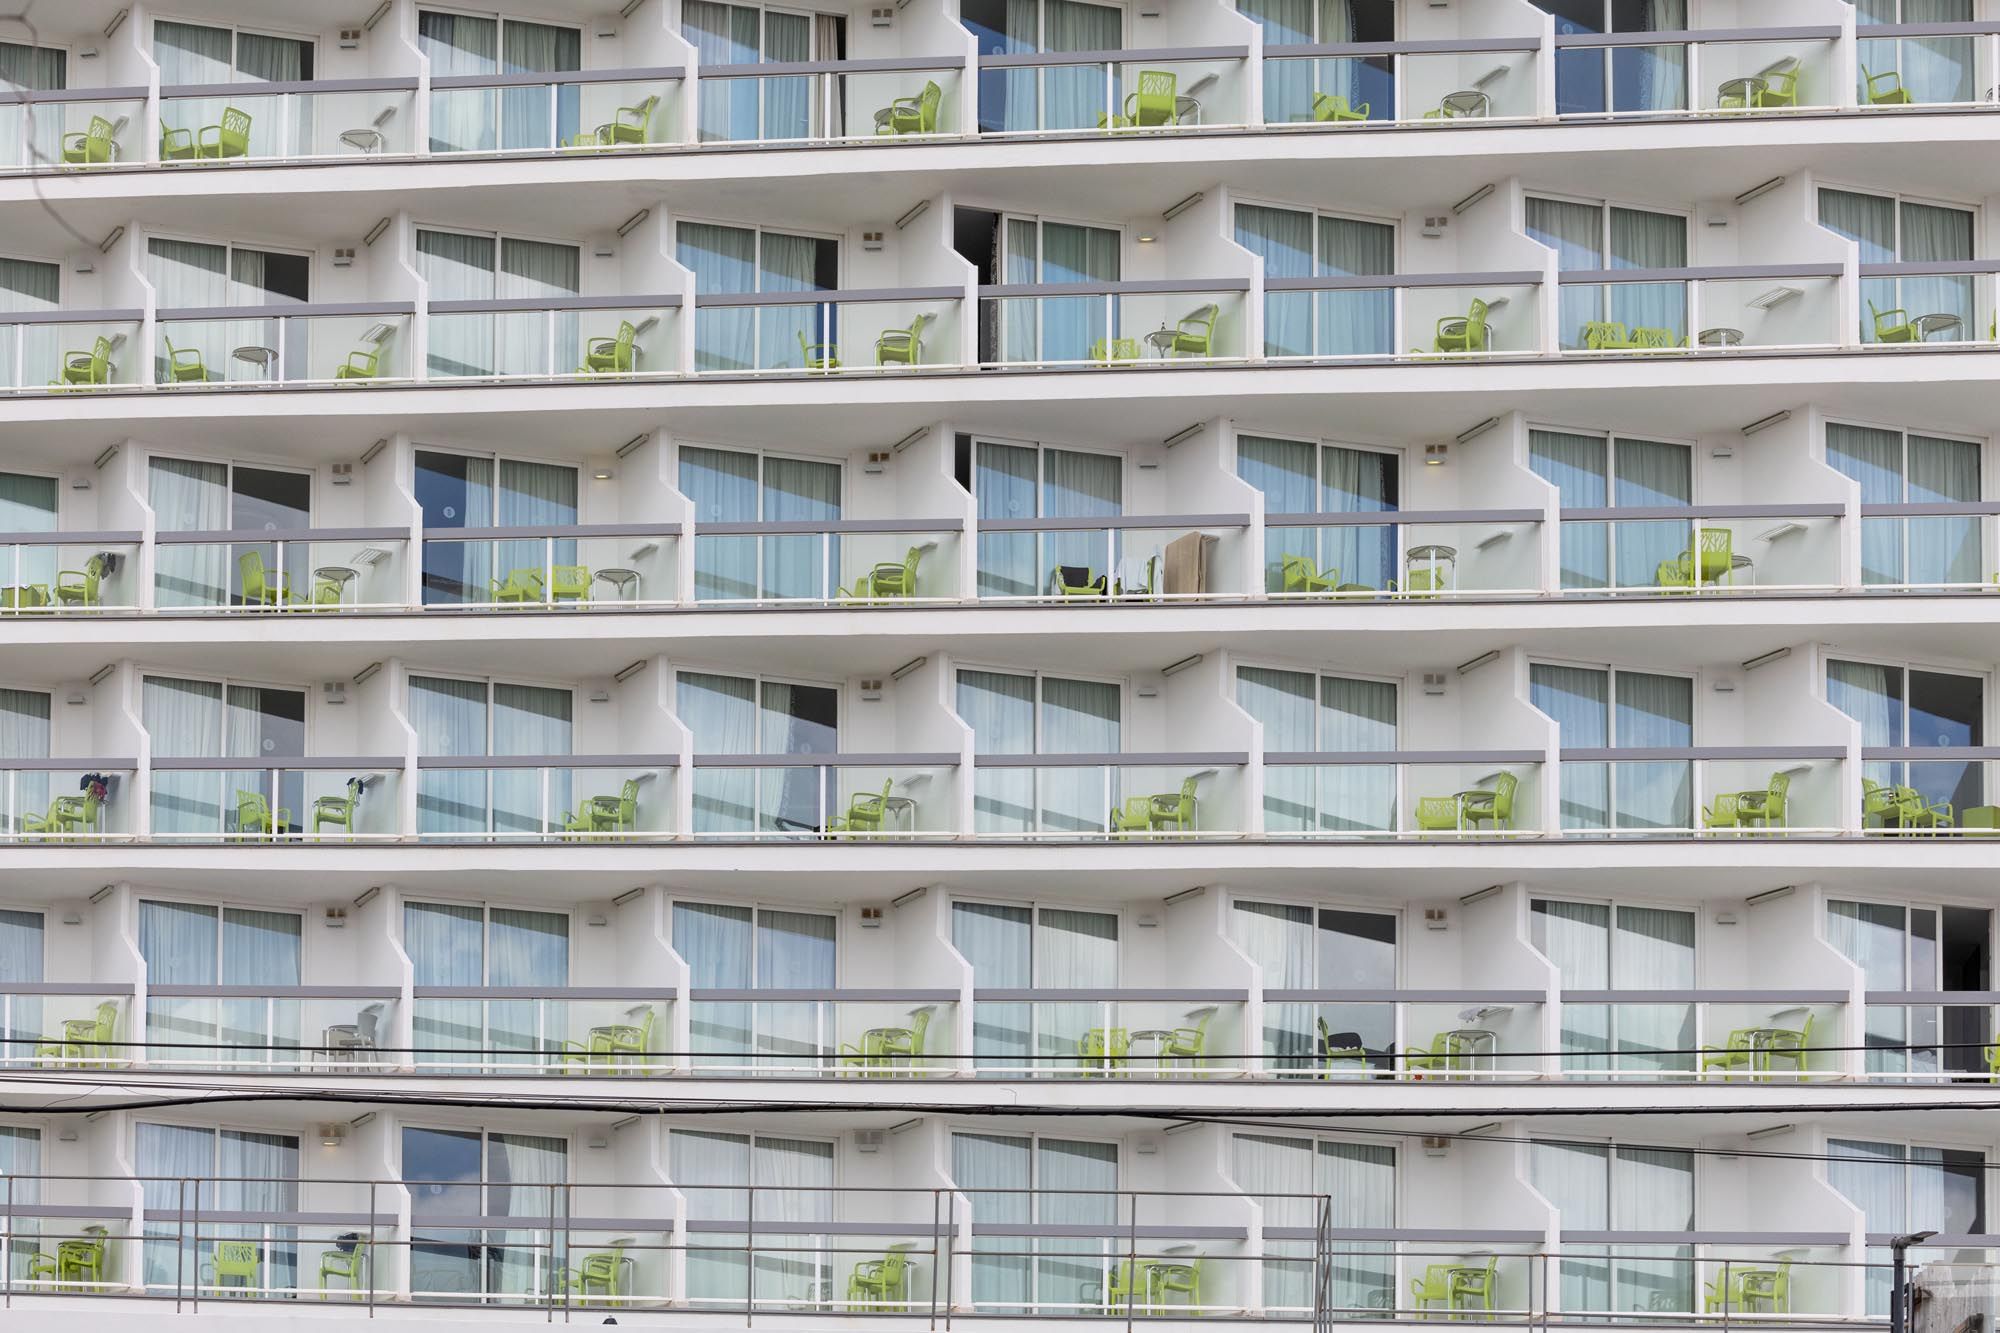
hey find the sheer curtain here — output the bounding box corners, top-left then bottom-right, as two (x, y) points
(1900, 202), (1974, 345)
(1530, 429), (1609, 590)
(761, 12), (814, 142)
(1612, 670), (1692, 831)
(1871, 0), (1975, 104)
(421, 11), (499, 153)
(1532, 899), (1612, 1071)
(144, 676), (223, 834)
(954, 901), (1033, 1069)
(679, 222), (759, 372)
(235, 33), (312, 156)
(1039, 676), (1118, 833)
(1530, 663), (1610, 829)
(1043, 0), (1121, 131)
(687, 2), (761, 141)
(0, 261), (59, 395)
(490, 682), (571, 838)
(488, 907), (568, 1062)
(953, 1131), (1033, 1310)
(1827, 657), (1902, 795)
(959, 669), (1037, 833)
(0, 909), (41, 1057)
(1043, 445), (1121, 588)
(1233, 1134), (1315, 1311)
(1320, 676), (1396, 832)
(760, 681), (839, 830)
(682, 446), (761, 601)
(673, 1128), (753, 1302)
(1237, 667), (1315, 830)
(1001, 220), (1040, 363)
(1610, 0), (1685, 114)
(217, 1129), (301, 1292)
(753, 1137), (835, 1307)
(1317, 216), (1395, 356)
(756, 910), (835, 1066)
(155, 22), (231, 159)
(763, 455), (842, 600)
(1236, 206), (1313, 359)
(497, 457), (579, 594)
(1526, 197), (1604, 350)
(500, 20), (581, 150)
(0, 686), (51, 837)
(1610, 1146), (1694, 1312)
(1825, 421), (1907, 584)
(138, 1122), (221, 1288)
(1610, 906), (1694, 1072)
(1819, 189), (1900, 341)
(1035, 908), (1115, 1067)
(1036, 1138), (1117, 1312)
(676, 901), (753, 1064)
(410, 675), (489, 836)
(1037, 223), (1118, 365)
(496, 239), (580, 376)
(1530, 1141), (1611, 1312)
(680, 672), (758, 832)
(1612, 437), (1691, 590)
(1607, 208), (1687, 342)
(1229, 900), (1314, 1066)
(1237, 435), (1315, 592)
(0, 42), (64, 171)
(759, 231), (827, 371)
(1319, 444), (1395, 593)
(148, 239), (228, 384)
(148, 456), (230, 608)
(140, 898), (217, 1066)
(1907, 433), (1980, 585)
(1828, 1138), (1905, 1315)
(1321, 1142), (1396, 1311)
(975, 440), (1039, 597)
(417, 229), (497, 378)
(406, 901), (483, 1065)
(488, 1133), (567, 1297)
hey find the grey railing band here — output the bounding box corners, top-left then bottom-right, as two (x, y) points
(1564, 1230), (1849, 1247)
(1558, 746), (1843, 762)
(1265, 989), (1543, 1004)
(0, 758), (134, 771)
(1558, 264), (1843, 284)
(428, 293), (679, 314)
(150, 756), (402, 772)
(414, 754), (678, 769)
(161, 76), (420, 98)
(0, 86), (146, 106)
(0, 982), (135, 996)
(1869, 1232), (1998, 1247)
(700, 55), (967, 77)
(159, 1209), (396, 1228)
(430, 66), (684, 90)
(1, 307), (142, 326)
(1867, 991), (2000, 1004)
(972, 1223), (1246, 1241)
(693, 518), (958, 536)
(1267, 37), (1537, 58)
(1865, 22), (2000, 37)
(1860, 501), (2000, 517)
(1559, 990), (1844, 1005)
(158, 300), (415, 321)
(412, 988), (668, 1001)
(686, 1217), (952, 1236)
(1263, 750), (1542, 766)
(148, 984), (400, 999)
(695, 286), (958, 309)
(0, 529), (142, 545)
(1553, 26), (1841, 47)
(973, 751), (1247, 768)
(1860, 259), (2000, 277)
(1266, 271), (1542, 293)
(979, 512), (1249, 533)
(0, 1203), (133, 1220)
(1560, 504), (1843, 521)
(1264, 1227), (1544, 1244)
(1265, 508), (1542, 528)
(424, 522), (680, 539)
(691, 753), (958, 768)
(979, 277), (1248, 298)
(1861, 746), (2000, 761)
(689, 988), (957, 1003)
(973, 988), (1246, 1003)
(979, 45), (1247, 69)
(154, 527), (408, 545)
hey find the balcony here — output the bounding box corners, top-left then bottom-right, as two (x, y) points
(1262, 509), (1543, 598)
(0, 535), (142, 613)
(157, 78), (419, 162)
(1556, 750), (1845, 837)
(1552, 27), (1841, 119)
(0, 88), (147, 168)
(1257, 990), (1544, 1079)
(1551, 506), (1845, 595)
(975, 514), (1247, 602)
(1261, 272), (1541, 362)
(1859, 991), (2000, 1080)
(1857, 263), (1999, 347)
(0, 312), (144, 391)
(1261, 37), (1539, 126)
(1855, 503), (2000, 589)
(1557, 990), (1845, 1081)
(146, 761), (402, 840)
(686, 991), (956, 1075)
(1260, 753), (1545, 838)
(410, 991), (669, 1073)
(1554, 266), (1843, 354)
(966, 989), (1248, 1077)
(978, 279), (1247, 367)
(428, 69), (682, 156)
(414, 757), (675, 841)
(421, 524), (677, 609)
(1858, 746), (1998, 836)
(688, 756), (960, 838)
(153, 305), (414, 386)
(425, 296), (678, 381)
(977, 48), (1251, 135)
(1856, 22), (2000, 110)
(690, 287), (962, 375)
(696, 57), (966, 142)
(151, 530), (408, 612)
(970, 753), (1249, 838)
(143, 987), (401, 1071)
(0, 765), (136, 842)
(0, 985), (130, 1069)
(691, 519), (960, 605)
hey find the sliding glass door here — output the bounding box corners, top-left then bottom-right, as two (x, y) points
(952, 901), (1117, 1071)
(1828, 900), (1992, 1078)
(406, 902), (569, 1069)
(405, 1126), (568, 1300)
(1530, 1140), (1694, 1313)
(1533, 898), (1695, 1074)
(138, 1123), (300, 1294)
(143, 676), (306, 835)
(675, 901), (836, 1068)
(1855, 0), (1976, 106)
(1827, 658), (1986, 818)
(1234, 1133), (1394, 1313)
(672, 1129), (835, 1306)
(958, 668), (1120, 833)
(414, 450), (579, 605)
(1530, 430), (1693, 591)
(155, 20), (316, 157)
(1237, 666), (1397, 832)
(420, 10), (582, 151)
(1533, 663), (1693, 830)
(1824, 423), (1982, 586)
(1235, 206), (1395, 358)
(679, 445), (843, 601)
(679, 222), (839, 372)
(1527, 198), (1687, 350)
(148, 456), (312, 609)
(1237, 435), (1399, 593)
(0, 259), (60, 390)
(1820, 190), (1975, 344)
(972, 439), (1122, 597)
(1230, 901), (1396, 1072)
(953, 1131), (1118, 1312)
(1830, 1137), (1985, 1314)
(409, 676), (574, 837)
(963, 0), (1124, 133)
(998, 219), (1120, 364)
(1240, 0), (1393, 124)
(685, 2), (818, 141)
(1535, 0), (1688, 116)
(418, 230), (582, 378)
(677, 671), (839, 832)
(140, 899), (302, 1066)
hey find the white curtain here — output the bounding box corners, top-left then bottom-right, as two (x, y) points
(144, 676), (223, 834)
(1237, 667), (1315, 831)
(1530, 429), (1609, 590)
(417, 229), (497, 378)
(1611, 437), (1691, 590)
(756, 909), (835, 1065)
(0, 42), (64, 172)
(1233, 1134), (1315, 1310)
(1319, 676), (1396, 833)
(682, 446), (760, 601)
(1533, 899), (1611, 1071)
(1321, 1141), (1395, 1312)
(1038, 676), (1117, 833)
(676, 900), (753, 1063)
(679, 222), (759, 372)
(954, 901), (1033, 1068)
(1829, 1138), (1905, 1315)
(488, 1133), (566, 1297)
(953, 1131), (1033, 1310)
(680, 672), (758, 832)
(496, 239), (580, 377)
(1530, 663), (1611, 829)
(1527, 198), (1605, 351)
(411, 675), (489, 836)
(959, 669), (1037, 833)
(1035, 1138), (1117, 1312)
(758, 231), (826, 371)
(1238, 435), (1315, 592)
(1318, 444), (1396, 594)
(421, 11), (499, 153)
(1820, 189), (1902, 345)
(974, 440), (1039, 597)
(1607, 208), (1687, 343)
(1230, 900), (1315, 1066)
(1043, 0), (1121, 131)
(1611, 671), (1692, 829)
(0, 687), (49, 834)
(0, 261), (59, 393)
(1042, 446), (1120, 588)
(1826, 421), (1907, 584)
(1037, 223), (1118, 365)
(1608, 0), (1686, 113)
(1237, 206), (1313, 359)
(1316, 217), (1395, 357)
(762, 455), (842, 601)
(491, 683), (571, 837)
(1034, 908), (1115, 1066)
(760, 12), (813, 142)
(1610, 906), (1694, 1071)
(1907, 433), (1980, 585)
(500, 20), (581, 150)
(686, 1), (761, 142)
(752, 1136), (833, 1306)
(138, 1122), (223, 1288)
(148, 456), (229, 608)
(673, 1128), (753, 1302)
(487, 908), (568, 1063)
(406, 901), (482, 1066)
(154, 21), (231, 160)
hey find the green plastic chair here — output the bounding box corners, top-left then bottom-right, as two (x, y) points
(161, 335), (210, 383)
(1317, 1018), (1370, 1076)
(1702, 1011), (1813, 1079)
(798, 328), (840, 371)
(556, 1238), (633, 1303)
(52, 336), (113, 388)
(235, 789), (292, 837)
(1157, 1007), (1213, 1070)
(1657, 526), (1733, 589)
(1090, 1259), (1154, 1311)
(1458, 772), (1517, 831)
(1051, 563), (1108, 597)
(828, 779), (894, 836)
(53, 554), (105, 608)
(160, 121), (198, 161)
(848, 1243), (916, 1310)
(582, 320), (637, 374)
(196, 106), (252, 159)
(1719, 56), (1802, 110)
(1410, 1263), (1460, 1315)
(1701, 791), (1742, 832)
(604, 94), (660, 144)
(1110, 776), (1198, 835)
(1861, 65), (1913, 105)
(842, 546), (924, 601)
(318, 1235), (368, 1300)
(1101, 69), (1178, 128)
(1279, 553), (1340, 595)
(1091, 336), (1141, 364)
(1581, 320), (1636, 351)
(1165, 303), (1219, 356)
(561, 1006), (657, 1073)
(63, 115), (116, 165)
(34, 1000), (118, 1067)
(204, 1238), (262, 1293)
(313, 778), (364, 835)
(1413, 794), (1463, 833)
(23, 787), (101, 839)
(1862, 776), (1953, 831)
(876, 312), (931, 366)
(1152, 1258), (1202, 1310)
(1434, 298), (1491, 353)
(548, 564), (592, 603)
(238, 550), (293, 608)
(1718, 771), (1789, 830)
(26, 1224), (108, 1291)
(1868, 300), (1921, 343)
(1080, 1024), (1130, 1075)
(1312, 91), (1369, 122)
(1403, 1029), (1471, 1078)
(1447, 1256), (1498, 1314)
(876, 80), (942, 135)
(841, 1005), (935, 1075)
(564, 778), (641, 836)
(490, 567), (545, 605)
(335, 325), (394, 380)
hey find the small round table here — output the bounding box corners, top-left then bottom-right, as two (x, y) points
(1717, 75), (1767, 108)
(1144, 327), (1180, 358)
(594, 568), (640, 603)
(1913, 312), (1964, 342)
(232, 345), (278, 381)
(314, 566), (359, 607)
(1405, 543), (1458, 596)
(1697, 327), (1744, 348)
(1129, 1029), (1174, 1071)
(1439, 89), (1491, 118)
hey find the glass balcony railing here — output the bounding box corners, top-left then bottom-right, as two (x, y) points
(689, 758), (959, 837)
(691, 289), (961, 374)
(415, 758), (673, 840)
(1857, 992), (2000, 1080)
(146, 764), (402, 840)
(420, 525), (677, 608)
(1239, 1226), (1542, 1321)
(424, 299), (676, 380)
(158, 80), (419, 162)
(977, 49), (1250, 134)
(1555, 267), (1843, 353)
(967, 992), (1247, 1077)
(974, 515), (1248, 601)
(971, 755), (1248, 838)
(1552, 506), (1846, 595)
(691, 521), (960, 604)
(1556, 992), (1844, 1080)
(428, 68), (682, 154)
(1859, 748), (1995, 836)
(1259, 275), (1539, 361)
(1259, 755), (1544, 838)
(151, 532), (407, 611)
(0, 766), (135, 841)
(1262, 39), (1538, 126)
(144, 989), (401, 1071)
(1856, 24), (2000, 109)
(1554, 752), (1845, 836)
(0, 536), (141, 612)
(153, 307), (413, 385)
(1859, 501), (2000, 591)
(0, 1209), (130, 1294)
(979, 282), (1247, 367)
(0, 89), (147, 169)
(1553, 29), (1841, 119)
(695, 58), (965, 142)
(0, 989), (130, 1069)
(411, 992), (669, 1073)
(687, 992), (956, 1074)
(0, 314), (143, 391)
(1857, 266), (1997, 346)
(1262, 510), (1543, 598)
(1253, 991), (1544, 1080)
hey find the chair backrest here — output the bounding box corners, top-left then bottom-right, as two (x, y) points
(1468, 298), (1490, 325)
(91, 336), (113, 368)
(905, 1005), (935, 1053)
(94, 1000), (119, 1041)
(88, 115), (114, 144)
(1280, 553), (1317, 590)
(1795, 1010), (1813, 1047)
(357, 1002), (384, 1044)
(619, 778), (640, 821)
(907, 311), (933, 340)
(216, 1239), (261, 1271)
(236, 788), (271, 827)
(551, 563), (590, 593)
(238, 549), (271, 598)
(1055, 563), (1094, 589)
(612, 320), (637, 354)
(1176, 775), (1199, 817)
(1490, 770), (1518, 819)
(221, 106), (252, 144)
(1179, 303), (1219, 336)
(81, 554), (105, 592)
(635, 1004), (657, 1048)
(1697, 526), (1733, 576)
(918, 80), (942, 131)
(1766, 769), (1790, 817)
